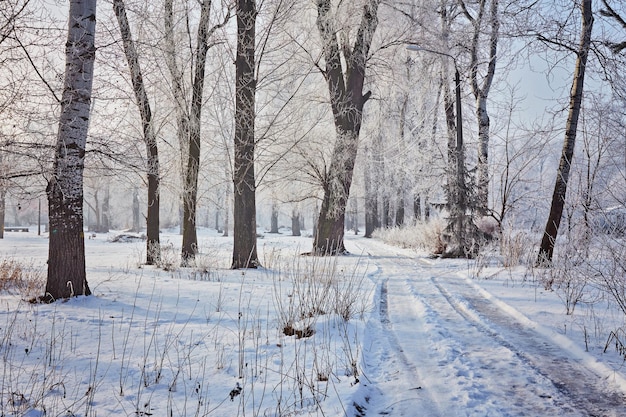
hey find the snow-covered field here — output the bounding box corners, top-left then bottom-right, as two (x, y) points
(0, 228), (625, 416)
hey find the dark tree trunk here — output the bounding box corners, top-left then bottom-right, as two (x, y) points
(364, 155), (376, 238)
(413, 195), (421, 222)
(538, 0), (593, 264)
(94, 189), (101, 231)
(45, 0), (96, 301)
(270, 204), (279, 233)
(313, 0), (380, 254)
(291, 210), (301, 236)
(364, 199), (377, 238)
(382, 196), (391, 228)
(232, 0), (259, 269)
(223, 186), (230, 237)
(181, 0), (213, 266)
(113, 0), (160, 264)
(102, 186), (110, 232)
(395, 196), (405, 227)
(132, 187), (140, 232)
(314, 183), (347, 253)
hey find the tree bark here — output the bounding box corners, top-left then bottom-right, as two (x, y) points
(382, 195), (391, 228)
(413, 195), (421, 222)
(364, 146), (377, 238)
(395, 197), (405, 227)
(113, 0), (160, 264)
(232, 0), (259, 269)
(181, 0), (213, 265)
(132, 187), (140, 232)
(313, 0), (380, 254)
(164, 0), (221, 266)
(538, 0), (594, 264)
(291, 209), (301, 236)
(102, 185), (110, 232)
(45, 0), (96, 301)
(163, 0), (189, 240)
(270, 203), (279, 233)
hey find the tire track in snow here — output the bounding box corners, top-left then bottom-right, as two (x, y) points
(403, 270), (577, 416)
(351, 250), (444, 416)
(430, 275), (626, 417)
(348, 237), (626, 416)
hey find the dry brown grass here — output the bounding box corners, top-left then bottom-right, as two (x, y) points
(0, 258), (45, 298)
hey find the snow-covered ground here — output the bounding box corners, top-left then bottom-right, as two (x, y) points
(0, 228), (624, 416)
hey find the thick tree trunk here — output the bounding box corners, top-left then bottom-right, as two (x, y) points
(232, 0), (259, 269)
(538, 0), (593, 264)
(45, 0), (96, 301)
(314, 181), (348, 253)
(113, 0), (160, 264)
(313, 0), (379, 255)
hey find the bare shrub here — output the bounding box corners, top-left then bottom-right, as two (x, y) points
(500, 230), (534, 267)
(272, 255), (335, 338)
(332, 264), (371, 321)
(537, 247), (593, 315)
(590, 236), (626, 316)
(154, 241), (178, 271)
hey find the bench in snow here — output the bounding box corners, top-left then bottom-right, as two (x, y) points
(4, 227), (29, 232)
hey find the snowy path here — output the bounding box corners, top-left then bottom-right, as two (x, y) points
(348, 238), (626, 417)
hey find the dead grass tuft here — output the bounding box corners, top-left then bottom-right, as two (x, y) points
(0, 258), (45, 299)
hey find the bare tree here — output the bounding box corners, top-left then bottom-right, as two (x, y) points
(113, 0), (161, 265)
(44, 0), (97, 301)
(538, 0), (594, 264)
(164, 0), (231, 265)
(0, 0), (33, 238)
(459, 0), (499, 216)
(313, 0), (380, 255)
(232, 0), (258, 268)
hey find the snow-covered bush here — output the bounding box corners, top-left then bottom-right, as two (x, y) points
(373, 219), (446, 254)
